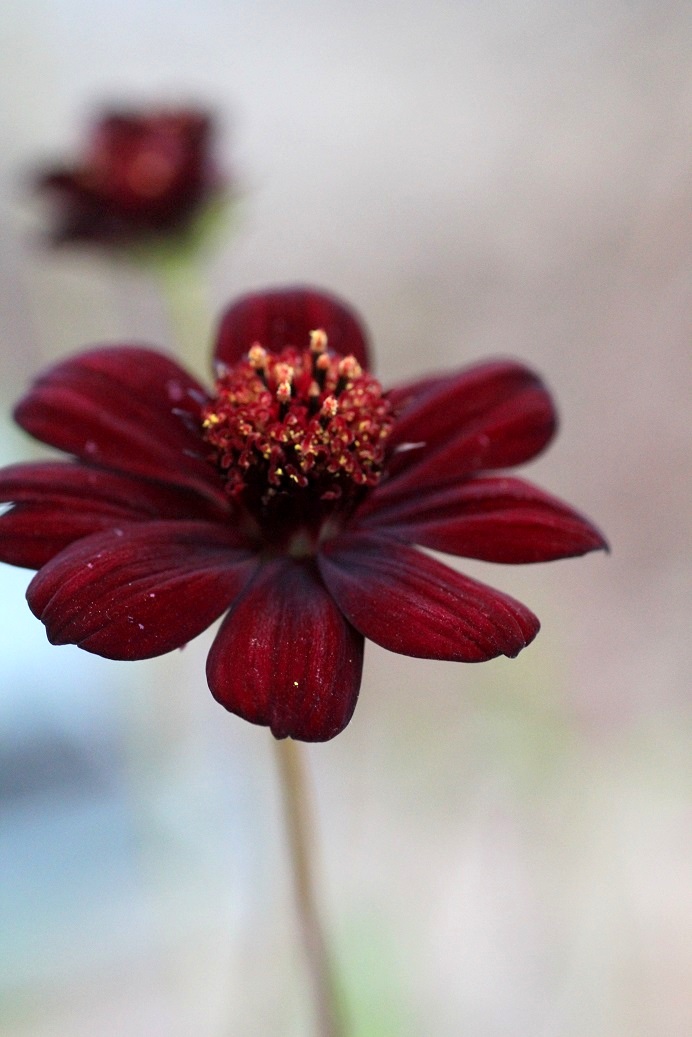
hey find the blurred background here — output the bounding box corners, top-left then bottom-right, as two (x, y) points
(0, 2), (690, 1035)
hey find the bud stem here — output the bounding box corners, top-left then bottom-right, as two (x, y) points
(154, 251), (212, 375)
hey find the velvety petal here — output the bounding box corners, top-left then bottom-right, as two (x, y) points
(386, 371), (451, 412)
(207, 557), (364, 742)
(27, 521), (257, 660)
(356, 475), (609, 563)
(214, 287), (370, 370)
(0, 461), (232, 569)
(319, 533), (539, 662)
(14, 347), (225, 503)
(378, 361), (557, 503)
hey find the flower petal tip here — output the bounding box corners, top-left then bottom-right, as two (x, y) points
(214, 286), (371, 370)
(206, 558), (363, 743)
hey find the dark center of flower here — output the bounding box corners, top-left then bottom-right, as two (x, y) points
(202, 330), (394, 551)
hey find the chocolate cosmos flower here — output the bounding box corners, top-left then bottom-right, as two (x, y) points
(0, 289), (607, 741)
(37, 108), (220, 245)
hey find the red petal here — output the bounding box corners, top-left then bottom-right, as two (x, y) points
(357, 476), (609, 563)
(14, 347), (225, 503)
(386, 371), (451, 411)
(214, 287), (371, 370)
(207, 558), (364, 742)
(26, 521), (257, 660)
(379, 361), (556, 503)
(0, 461), (231, 569)
(319, 533), (539, 662)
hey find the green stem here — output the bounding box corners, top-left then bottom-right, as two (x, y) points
(154, 252), (213, 374)
(274, 738), (347, 1037)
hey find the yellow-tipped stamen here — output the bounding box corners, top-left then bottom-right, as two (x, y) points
(309, 328), (328, 355)
(321, 395), (338, 419)
(248, 343), (267, 369)
(276, 380), (292, 405)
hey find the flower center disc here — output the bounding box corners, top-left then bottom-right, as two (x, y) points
(202, 330), (394, 544)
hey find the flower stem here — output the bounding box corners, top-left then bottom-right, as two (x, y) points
(153, 251), (213, 374)
(274, 738), (347, 1037)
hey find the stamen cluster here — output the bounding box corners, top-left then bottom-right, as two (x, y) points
(202, 330), (394, 510)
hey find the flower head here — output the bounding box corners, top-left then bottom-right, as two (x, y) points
(36, 107), (222, 246)
(0, 288), (607, 741)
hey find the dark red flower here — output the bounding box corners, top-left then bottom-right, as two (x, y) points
(36, 108), (222, 245)
(0, 288), (607, 741)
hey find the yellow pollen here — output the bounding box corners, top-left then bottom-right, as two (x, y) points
(276, 381), (292, 404)
(338, 355), (362, 380)
(321, 395), (338, 418)
(274, 362), (294, 385)
(309, 328), (328, 354)
(248, 343), (267, 369)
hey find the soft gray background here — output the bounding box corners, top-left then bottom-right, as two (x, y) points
(1, 2), (690, 1035)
